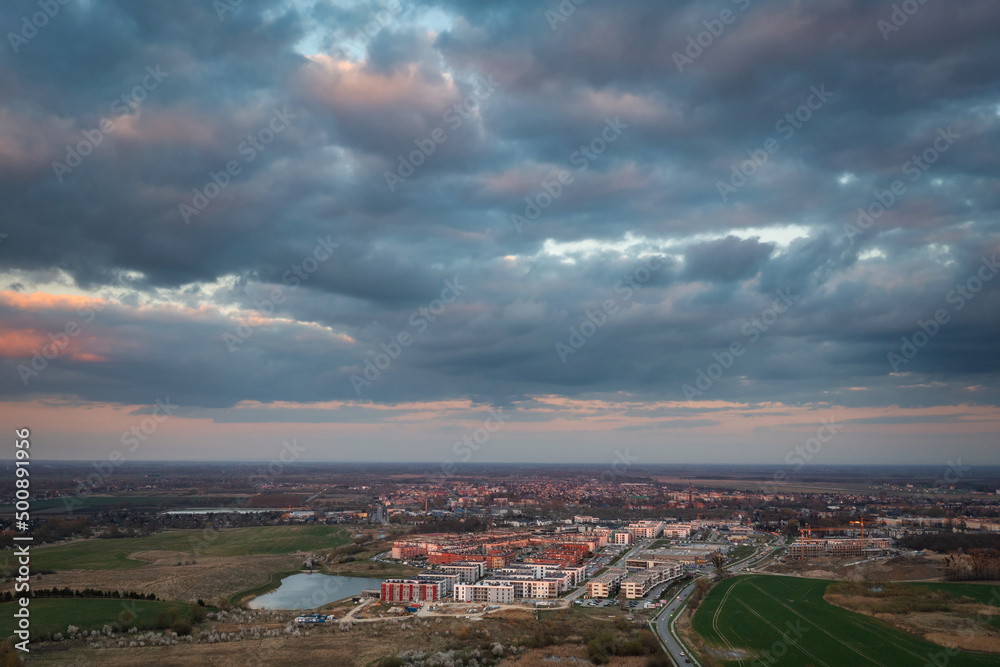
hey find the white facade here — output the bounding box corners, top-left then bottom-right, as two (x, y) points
(662, 523), (693, 539)
(454, 583), (515, 604)
(628, 521), (664, 539)
(442, 562), (485, 584)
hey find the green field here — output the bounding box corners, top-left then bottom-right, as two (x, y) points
(726, 545), (757, 561)
(2, 525), (351, 572)
(693, 575), (999, 666)
(0, 598), (205, 639)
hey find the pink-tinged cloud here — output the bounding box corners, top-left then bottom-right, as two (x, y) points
(0, 291), (107, 312)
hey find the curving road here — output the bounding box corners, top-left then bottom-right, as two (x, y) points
(652, 535), (782, 666)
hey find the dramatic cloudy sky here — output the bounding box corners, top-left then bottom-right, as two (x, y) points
(1, 0), (999, 466)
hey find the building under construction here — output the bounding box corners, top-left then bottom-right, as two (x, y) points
(790, 537), (892, 559)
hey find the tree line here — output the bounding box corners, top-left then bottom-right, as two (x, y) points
(0, 588), (158, 602)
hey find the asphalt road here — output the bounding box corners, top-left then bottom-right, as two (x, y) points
(564, 538), (651, 601)
(652, 536), (782, 666)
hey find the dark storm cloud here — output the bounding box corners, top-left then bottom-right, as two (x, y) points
(1, 0), (998, 414)
(684, 236), (774, 283)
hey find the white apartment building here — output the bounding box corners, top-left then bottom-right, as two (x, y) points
(442, 562), (486, 584)
(628, 521), (664, 539)
(662, 523), (694, 539)
(480, 576), (562, 598)
(454, 583), (515, 604)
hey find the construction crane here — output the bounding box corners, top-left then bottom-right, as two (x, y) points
(797, 519), (868, 558)
(850, 518), (866, 550)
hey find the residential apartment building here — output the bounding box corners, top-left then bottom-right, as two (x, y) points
(620, 564), (683, 599)
(627, 521), (664, 539)
(479, 575), (564, 598)
(415, 572), (459, 596)
(662, 523), (694, 539)
(454, 583), (515, 604)
(381, 579), (444, 603)
(586, 569), (625, 598)
(790, 538), (892, 559)
(441, 561), (487, 583)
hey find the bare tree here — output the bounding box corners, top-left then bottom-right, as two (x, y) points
(710, 553), (728, 581)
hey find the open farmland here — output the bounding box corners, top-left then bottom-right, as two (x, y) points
(0, 598), (206, 639)
(692, 575), (999, 666)
(1, 526), (350, 572)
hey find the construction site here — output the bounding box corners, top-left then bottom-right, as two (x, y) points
(789, 519), (893, 559)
